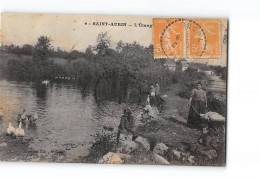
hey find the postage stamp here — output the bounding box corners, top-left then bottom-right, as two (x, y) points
(153, 18), (186, 58)
(153, 18), (222, 59)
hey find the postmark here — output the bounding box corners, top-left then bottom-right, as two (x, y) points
(153, 18), (221, 59)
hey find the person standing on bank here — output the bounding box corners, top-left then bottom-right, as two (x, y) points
(117, 108), (138, 144)
(149, 84), (157, 107)
(155, 81), (165, 107)
(188, 81), (207, 126)
(155, 81), (160, 106)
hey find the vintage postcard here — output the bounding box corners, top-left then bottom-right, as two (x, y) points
(0, 13), (227, 166)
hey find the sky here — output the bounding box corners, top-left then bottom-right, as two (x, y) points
(0, 13), (153, 51)
(0, 13), (227, 66)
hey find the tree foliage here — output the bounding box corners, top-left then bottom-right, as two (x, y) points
(33, 36), (52, 63)
(95, 32), (111, 56)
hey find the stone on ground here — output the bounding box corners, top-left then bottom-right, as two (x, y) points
(98, 152), (123, 164)
(153, 142), (169, 155)
(201, 149), (217, 159)
(117, 139), (139, 154)
(134, 136), (150, 151)
(153, 154), (170, 165)
(188, 155), (195, 164)
(0, 142), (7, 147)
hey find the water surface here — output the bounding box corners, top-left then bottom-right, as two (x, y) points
(0, 79), (115, 161)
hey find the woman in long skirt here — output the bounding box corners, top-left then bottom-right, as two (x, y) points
(188, 81), (207, 126)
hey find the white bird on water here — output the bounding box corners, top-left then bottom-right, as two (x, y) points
(42, 80), (50, 85)
(14, 122), (25, 137)
(33, 112), (38, 121)
(7, 121), (15, 135)
(29, 112), (38, 123)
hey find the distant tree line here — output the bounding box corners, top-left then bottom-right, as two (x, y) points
(1, 32), (216, 105)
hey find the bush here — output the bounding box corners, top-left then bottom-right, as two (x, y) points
(177, 87), (190, 99)
(207, 91), (227, 116)
(84, 132), (117, 163)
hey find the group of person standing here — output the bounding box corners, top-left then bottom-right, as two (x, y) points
(116, 81), (163, 144)
(148, 81), (165, 108)
(116, 80), (209, 144)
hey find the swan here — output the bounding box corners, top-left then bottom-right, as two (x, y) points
(14, 122), (25, 137)
(42, 80), (50, 85)
(29, 112), (38, 123)
(7, 121), (15, 135)
(33, 112), (38, 120)
(19, 109), (27, 122)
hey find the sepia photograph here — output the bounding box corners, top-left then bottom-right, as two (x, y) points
(0, 13), (227, 166)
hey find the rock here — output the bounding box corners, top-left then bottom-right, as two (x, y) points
(134, 136), (150, 151)
(201, 150), (217, 159)
(98, 152), (123, 164)
(188, 155), (195, 164)
(200, 112), (225, 121)
(0, 142), (7, 147)
(117, 153), (131, 160)
(117, 140), (139, 154)
(166, 148), (182, 161)
(172, 149), (181, 159)
(153, 154), (170, 165)
(153, 143), (169, 155)
(119, 133), (132, 141)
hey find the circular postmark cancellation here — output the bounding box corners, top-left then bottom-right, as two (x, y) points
(159, 18), (207, 59)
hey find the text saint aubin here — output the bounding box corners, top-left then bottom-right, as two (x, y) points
(91, 22), (127, 26)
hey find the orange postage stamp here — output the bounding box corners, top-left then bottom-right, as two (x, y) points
(153, 18), (224, 59)
(153, 18), (186, 58)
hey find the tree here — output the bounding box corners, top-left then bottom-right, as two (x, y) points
(32, 36), (54, 79)
(116, 40), (124, 53)
(66, 50), (84, 61)
(85, 45), (95, 59)
(33, 36), (52, 64)
(21, 44), (33, 55)
(95, 32), (111, 56)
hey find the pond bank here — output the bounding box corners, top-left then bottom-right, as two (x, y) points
(71, 84), (225, 166)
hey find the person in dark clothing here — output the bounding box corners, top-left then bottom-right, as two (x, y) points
(155, 81), (165, 107)
(198, 125), (212, 147)
(187, 81), (207, 127)
(149, 84), (157, 107)
(117, 108), (138, 144)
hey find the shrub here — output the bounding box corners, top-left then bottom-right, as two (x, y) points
(207, 91), (227, 116)
(177, 87), (191, 99)
(85, 132), (117, 163)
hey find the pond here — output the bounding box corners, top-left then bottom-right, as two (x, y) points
(0, 79), (118, 161)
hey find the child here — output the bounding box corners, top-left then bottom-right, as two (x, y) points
(117, 108), (138, 144)
(198, 125), (212, 147)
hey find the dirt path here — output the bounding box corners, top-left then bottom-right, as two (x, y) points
(160, 84), (190, 123)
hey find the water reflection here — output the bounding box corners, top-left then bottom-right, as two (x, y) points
(35, 83), (48, 99)
(27, 122), (37, 131)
